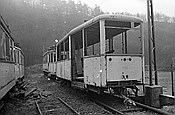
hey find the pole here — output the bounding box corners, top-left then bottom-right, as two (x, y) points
(171, 64), (174, 96)
(147, 0), (152, 86)
(150, 0), (158, 85)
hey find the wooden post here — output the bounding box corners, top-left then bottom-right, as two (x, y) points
(171, 64), (174, 96)
(147, 0), (153, 86)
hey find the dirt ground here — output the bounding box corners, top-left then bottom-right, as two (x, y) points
(0, 64), (109, 115)
(0, 65), (175, 115)
(0, 65), (44, 115)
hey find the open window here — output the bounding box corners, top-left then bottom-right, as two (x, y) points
(0, 29), (5, 60)
(105, 20), (142, 55)
(54, 53), (56, 62)
(57, 37), (69, 61)
(65, 38), (69, 60)
(84, 21), (100, 56)
(60, 42), (64, 60)
(51, 52), (53, 62)
(57, 44), (60, 61)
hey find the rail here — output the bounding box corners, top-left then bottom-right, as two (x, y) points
(90, 98), (126, 115)
(113, 94), (171, 115)
(35, 101), (43, 115)
(57, 96), (81, 115)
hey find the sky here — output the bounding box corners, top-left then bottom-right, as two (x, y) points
(72, 0), (175, 17)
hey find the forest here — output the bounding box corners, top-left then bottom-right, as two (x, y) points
(0, 0), (175, 70)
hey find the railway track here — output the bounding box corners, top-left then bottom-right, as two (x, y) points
(113, 94), (171, 115)
(50, 78), (172, 115)
(89, 92), (171, 115)
(35, 101), (43, 115)
(35, 97), (80, 115)
(57, 96), (80, 115)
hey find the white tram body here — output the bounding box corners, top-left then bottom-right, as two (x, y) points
(0, 15), (24, 99)
(14, 46), (24, 80)
(43, 46), (56, 76)
(43, 14), (145, 95)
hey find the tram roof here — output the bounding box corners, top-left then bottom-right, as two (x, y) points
(43, 45), (56, 56)
(14, 46), (24, 55)
(57, 14), (143, 44)
(0, 14), (14, 41)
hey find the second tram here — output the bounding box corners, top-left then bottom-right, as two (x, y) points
(43, 14), (145, 96)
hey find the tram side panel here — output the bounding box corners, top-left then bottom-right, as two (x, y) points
(43, 53), (49, 73)
(43, 63), (48, 72)
(14, 50), (20, 80)
(20, 54), (24, 78)
(83, 56), (107, 87)
(18, 54), (23, 79)
(56, 61), (64, 79)
(64, 60), (71, 80)
(84, 56), (101, 87)
(56, 61), (71, 80)
(84, 55), (143, 88)
(21, 56), (24, 78)
(106, 55), (142, 82)
(0, 63), (15, 99)
(48, 62), (54, 74)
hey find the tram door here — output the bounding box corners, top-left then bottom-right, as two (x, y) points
(71, 32), (84, 81)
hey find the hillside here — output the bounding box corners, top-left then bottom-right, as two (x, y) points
(144, 22), (175, 69)
(0, 0), (175, 69)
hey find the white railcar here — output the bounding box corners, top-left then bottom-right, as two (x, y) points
(14, 45), (24, 80)
(44, 14), (145, 96)
(0, 15), (24, 100)
(43, 45), (57, 78)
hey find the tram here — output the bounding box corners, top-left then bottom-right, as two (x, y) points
(0, 15), (24, 100)
(43, 45), (56, 77)
(43, 14), (145, 96)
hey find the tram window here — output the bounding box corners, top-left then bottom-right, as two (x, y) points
(5, 35), (10, 60)
(60, 42), (64, 60)
(20, 55), (22, 64)
(47, 54), (49, 63)
(10, 48), (13, 61)
(50, 53), (52, 62)
(0, 29), (5, 59)
(18, 54), (20, 64)
(22, 56), (24, 65)
(105, 21), (142, 55)
(48, 54), (50, 62)
(65, 39), (69, 60)
(54, 53), (56, 62)
(46, 54), (48, 63)
(44, 55), (46, 63)
(14, 50), (17, 63)
(57, 45), (60, 61)
(105, 37), (114, 54)
(127, 27), (141, 54)
(16, 51), (19, 63)
(17, 51), (20, 63)
(9, 39), (13, 61)
(84, 22), (100, 56)
(51, 53), (53, 62)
